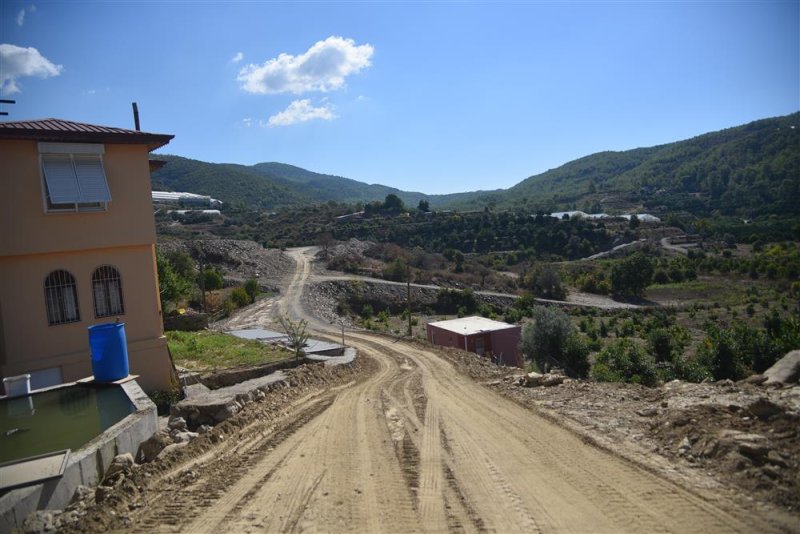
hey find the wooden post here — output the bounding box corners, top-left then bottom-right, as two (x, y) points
(407, 264), (412, 337)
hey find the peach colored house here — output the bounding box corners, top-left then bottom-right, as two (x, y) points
(0, 118), (176, 392)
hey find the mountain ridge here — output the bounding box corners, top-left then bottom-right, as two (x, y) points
(152, 111), (799, 216)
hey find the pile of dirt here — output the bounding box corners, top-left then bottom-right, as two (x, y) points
(157, 239), (294, 285)
(320, 238), (376, 260)
(437, 348), (800, 514)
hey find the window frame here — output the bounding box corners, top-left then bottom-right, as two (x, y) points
(44, 270), (81, 326)
(38, 143), (110, 213)
(92, 265), (125, 318)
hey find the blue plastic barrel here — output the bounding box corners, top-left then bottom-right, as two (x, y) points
(88, 323), (129, 383)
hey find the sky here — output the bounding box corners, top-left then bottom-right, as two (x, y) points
(1, 1), (798, 195)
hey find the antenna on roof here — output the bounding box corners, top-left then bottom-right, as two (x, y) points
(131, 102), (140, 131)
(0, 99), (15, 117)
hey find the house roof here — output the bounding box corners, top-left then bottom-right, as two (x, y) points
(428, 316), (519, 336)
(0, 118), (173, 151)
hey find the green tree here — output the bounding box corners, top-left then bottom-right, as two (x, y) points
(166, 250), (196, 280)
(382, 194), (404, 214)
(521, 306), (573, 373)
(417, 199), (430, 212)
(156, 252), (191, 305)
(611, 253), (654, 297)
(527, 266), (567, 300)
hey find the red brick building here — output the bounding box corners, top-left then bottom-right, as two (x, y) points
(426, 316), (522, 367)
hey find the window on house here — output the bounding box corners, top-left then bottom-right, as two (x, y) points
(39, 143), (111, 212)
(92, 266), (125, 318)
(45, 270), (80, 325)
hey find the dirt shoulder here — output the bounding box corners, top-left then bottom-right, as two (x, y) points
(436, 345), (800, 521)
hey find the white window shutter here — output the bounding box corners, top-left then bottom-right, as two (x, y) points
(74, 156), (112, 202)
(42, 155), (80, 203)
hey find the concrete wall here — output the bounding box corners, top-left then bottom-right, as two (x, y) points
(490, 327), (522, 367)
(0, 380), (157, 532)
(427, 323), (522, 368)
(0, 139), (173, 392)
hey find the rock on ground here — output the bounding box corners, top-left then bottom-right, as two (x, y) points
(764, 350), (800, 385)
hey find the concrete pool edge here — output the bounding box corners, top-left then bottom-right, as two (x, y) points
(0, 379), (157, 532)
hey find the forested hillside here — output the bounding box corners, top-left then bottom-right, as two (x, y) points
(454, 112), (800, 216)
(152, 112), (798, 217)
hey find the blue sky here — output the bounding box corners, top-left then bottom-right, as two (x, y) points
(1, 1), (798, 195)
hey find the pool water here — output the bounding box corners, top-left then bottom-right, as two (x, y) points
(0, 385), (135, 464)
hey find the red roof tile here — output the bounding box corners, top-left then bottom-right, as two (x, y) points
(0, 118), (173, 151)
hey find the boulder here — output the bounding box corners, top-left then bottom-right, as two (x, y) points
(747, 398), (783, 420)
(172, 431), (199, 444)
(168, 416), (188, 431)
(521, 372), (565, 387)
(763, 350), (800, 385)
(103, 453), (134, 483)
(138, 432), (171, 463)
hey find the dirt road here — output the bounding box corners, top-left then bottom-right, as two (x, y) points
(126, 247), (784, 533)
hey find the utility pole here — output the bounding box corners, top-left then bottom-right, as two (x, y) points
(406, 263), (412, 337)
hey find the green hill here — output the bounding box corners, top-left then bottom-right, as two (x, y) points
(152, 112), (799, 217)
(454, 112), (800, 217)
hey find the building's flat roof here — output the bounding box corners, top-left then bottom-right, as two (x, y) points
(0, 118), (173, 151)
(428, 316), (519, 336)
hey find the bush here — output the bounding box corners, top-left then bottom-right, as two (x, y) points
(361, 304), (374, 319)
(646, 328), (674, 363)
(562, 334), (590, 378)
(244, 279), (260, 303)
(201, 268), (224, 291)
(230, 287), (250, 308)
(592, 339), (658, 386)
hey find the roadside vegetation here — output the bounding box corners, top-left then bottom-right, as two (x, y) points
(166, 330), (291, 371)
(157, 249), (262, 317)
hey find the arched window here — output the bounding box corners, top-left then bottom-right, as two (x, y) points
(92, 266), (124, 318)
(45, 270), (80, 325)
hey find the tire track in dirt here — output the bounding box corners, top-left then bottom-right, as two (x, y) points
(353, 333), (777, 533)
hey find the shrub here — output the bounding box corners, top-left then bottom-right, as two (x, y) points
(653, 270), (669, 285)
(592, 339), (658, 386)
(646, 328), (674, 363)
(361, 304), (374, 319)
(697, 327), (742, 380)
(244, 279), (260, 303)
(230, 287), (250, 308)
(201, 268), (224, 291)
(562, 334), (590, 378)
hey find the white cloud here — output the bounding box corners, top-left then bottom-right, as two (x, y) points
(0, 44), (62, 95)
(267, 99), (336, 127)
(232, 51), (243, 63)
(16, 9), (25, 26)
(241, 117), (253, 127)
(238, 36), (373, 95)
